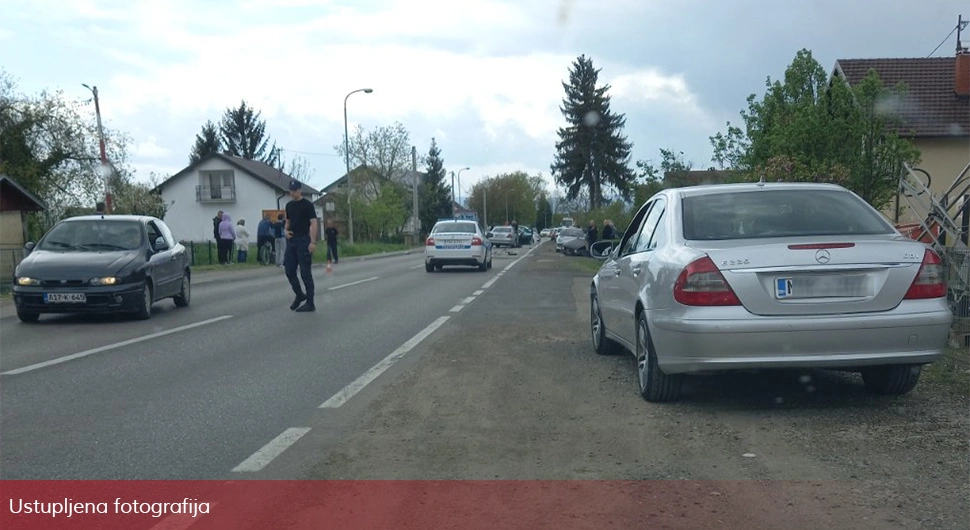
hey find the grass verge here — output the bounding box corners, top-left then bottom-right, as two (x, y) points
(922, 346), (969, 396)
(564, 255), (605, 275)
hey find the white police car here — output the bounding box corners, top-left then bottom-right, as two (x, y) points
(425, 219), (492, 272)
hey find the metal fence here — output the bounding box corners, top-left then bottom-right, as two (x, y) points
(944, 247), (970, 347)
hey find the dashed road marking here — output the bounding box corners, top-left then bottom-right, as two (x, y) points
(232, 427), (311, 473)
(328, 276), (379, 291)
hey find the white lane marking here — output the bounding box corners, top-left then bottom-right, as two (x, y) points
(473, 290), (484, 296)
(320, 316), (450, 408)
(328, 276), (379, 291)
(409, 265), (424, 270)
(1, 316), (234, 376)
(460, 296), (476, 305)
(232, 427), (311, 473)
(481, 277), (498, 289)
(478, 243), (540, 291)
(449, 305), (464, 313)
(148, 507), (217, 530)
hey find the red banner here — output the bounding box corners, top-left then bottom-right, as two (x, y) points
(1, 480), (894, 530)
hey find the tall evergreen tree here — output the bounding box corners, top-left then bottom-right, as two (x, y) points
(419, 138), (451, 234)
(189, 120), (221, 164)
(218, 100), (278, 163)
(551, 55), (635, 210)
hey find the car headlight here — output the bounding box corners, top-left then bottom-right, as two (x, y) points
(16, 277), (40, 286)
(90, 276), (119, 286)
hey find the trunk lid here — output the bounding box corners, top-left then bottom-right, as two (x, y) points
(691, 236), (927, 316)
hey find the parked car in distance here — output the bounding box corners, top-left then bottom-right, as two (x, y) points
(556, 227), (585, 253)
(487, 226), (518, 248)
(425, 219), (492, 272)
(540, 228), (552, 238)
(589, 182), (953, 402)
(12, 215), (191, 322)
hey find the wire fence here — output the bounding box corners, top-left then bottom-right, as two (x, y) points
(944, 247), (970, 347)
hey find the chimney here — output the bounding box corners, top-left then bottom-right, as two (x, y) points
(958, 51), (970, 97)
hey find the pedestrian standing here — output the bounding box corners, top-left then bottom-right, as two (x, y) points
(284, 180), (318, 312)
(325, 220), (339, 264)
(218, 213), (235, 265)
(273, 213), (286, 267)
(95, 202), (106, 215)
(586, 220), (598, 253)
(235, 218), (250, 263)
(602, 219), (617, 241)
(256, 214), (274, 264)
(213, 210), (224, 262)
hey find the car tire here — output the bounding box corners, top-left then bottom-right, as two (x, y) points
(434, 264), (443, 271)
(590, 292), (620, 356)
(487, 255), (493, 269)
(636, 312), (682, 402)
(134, 282), (153, 320)
(478, 258), (487, 271)
(173, 271), (191, 307)
(861, 364), (922, 395)
(17, 310), (39, 323)
(425, 263), (434, 273)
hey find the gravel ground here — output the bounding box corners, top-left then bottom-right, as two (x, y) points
(308, 244), (969, 529)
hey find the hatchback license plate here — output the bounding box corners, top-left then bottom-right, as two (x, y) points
(45, 293), (86, 303)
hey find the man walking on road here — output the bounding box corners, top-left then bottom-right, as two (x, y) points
(324, 220), (339, 265)
(284, 180), (318, 312)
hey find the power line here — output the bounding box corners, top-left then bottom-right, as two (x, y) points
(927, 23), (959, 57)
(279, 148), (342, 157)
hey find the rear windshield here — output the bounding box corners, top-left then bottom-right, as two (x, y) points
(492, 227), (513, 233)
(682, 189), (893, 241)
(38, 220), (144, 251)
(433, 222), (478, 234)
(561, 228), (584, 237)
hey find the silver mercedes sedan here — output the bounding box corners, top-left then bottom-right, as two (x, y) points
(589, 182), (953, 402)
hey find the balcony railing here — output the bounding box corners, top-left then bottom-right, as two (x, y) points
(196, 185), (236, 202)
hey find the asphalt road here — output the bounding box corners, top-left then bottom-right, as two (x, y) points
(0, 245), (539, 479)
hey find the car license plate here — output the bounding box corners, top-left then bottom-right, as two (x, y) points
(45, 293), (86, 303)
(439, 244), (463, 249)
(775, 275), (869, 299)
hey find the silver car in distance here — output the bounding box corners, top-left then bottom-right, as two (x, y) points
(589, 182), (953, 402)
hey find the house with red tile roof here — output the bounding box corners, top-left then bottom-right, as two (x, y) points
(832, 47), (969, 224)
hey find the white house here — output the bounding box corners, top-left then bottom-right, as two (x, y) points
(154, 153), (321, 242)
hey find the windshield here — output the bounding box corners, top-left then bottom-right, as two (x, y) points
(38, 220), (144, 251)
(492, 227), (512, 233)
(560, 228), (584, 237)
(433, 222), (478, 234)
(682, 189), (894, 240)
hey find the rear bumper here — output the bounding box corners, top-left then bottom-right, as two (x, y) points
(649, 301), (954, 374)
(12, 284), (144, 314)
(425, 248), (487, 266)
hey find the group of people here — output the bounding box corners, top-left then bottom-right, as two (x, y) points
(211, 211), (255, 265)
(585, 219), (618, 250)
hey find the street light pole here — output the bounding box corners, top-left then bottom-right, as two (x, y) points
(82, 84), (110, 213)
(344, 87), (373, 245)
(450, 171), (455, 214)
(456, 166), (469, 211)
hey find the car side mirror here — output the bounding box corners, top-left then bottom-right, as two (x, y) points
(154, 237), (169, 252)
(24, 241), (35, 256)
(589, 241), (614, 260)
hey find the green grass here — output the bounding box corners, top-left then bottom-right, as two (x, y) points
(184, 240), (416, 271)
(923, 346), (969, 396)
(336, 242), (411, 258)
(565, 255), (606, 274)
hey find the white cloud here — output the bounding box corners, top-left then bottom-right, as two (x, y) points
(132, 137), (172, 159)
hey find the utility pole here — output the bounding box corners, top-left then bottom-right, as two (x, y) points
(451, 171), (456, 215)
(83, 84), (110, 213)
(412, 145), (419, 236)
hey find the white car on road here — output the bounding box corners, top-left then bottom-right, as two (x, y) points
(425, 219), (493, 272)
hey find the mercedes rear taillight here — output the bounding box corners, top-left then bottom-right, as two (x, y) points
(673, 256), (742, 306)
(904, 249), (947, 299)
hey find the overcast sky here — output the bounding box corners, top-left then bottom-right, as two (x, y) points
(0, 0), (963, 194)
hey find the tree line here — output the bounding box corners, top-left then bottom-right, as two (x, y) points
(549, 49), (919, 221)
(0, 70), (168, 238)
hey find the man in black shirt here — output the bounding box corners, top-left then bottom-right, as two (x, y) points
(284, 180), (318, 312)
(324, 220), (339, 264)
